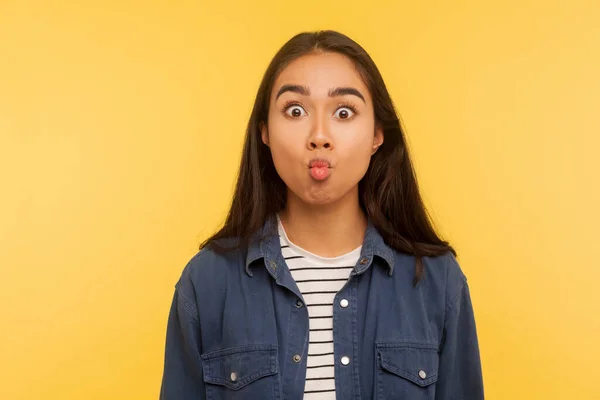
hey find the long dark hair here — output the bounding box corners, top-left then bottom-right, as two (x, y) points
(199, 30), (455, 286)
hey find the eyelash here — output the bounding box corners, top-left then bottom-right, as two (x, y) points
(280, 101), (359, 118)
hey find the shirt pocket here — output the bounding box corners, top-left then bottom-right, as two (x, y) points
(200, 344), (280, 400)
(375, 342), (439, 400)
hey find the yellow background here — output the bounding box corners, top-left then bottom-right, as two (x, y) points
(1, 0), (598, 399)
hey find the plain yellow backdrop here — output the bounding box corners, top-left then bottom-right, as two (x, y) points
(1, 0), (599, 399)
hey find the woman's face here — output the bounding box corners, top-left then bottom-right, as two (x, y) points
(261, 51), (383, 206)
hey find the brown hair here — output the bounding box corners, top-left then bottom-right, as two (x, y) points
(200, 30), (455, 286)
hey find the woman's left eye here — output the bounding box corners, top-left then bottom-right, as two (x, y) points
(334, 106), (356, 119)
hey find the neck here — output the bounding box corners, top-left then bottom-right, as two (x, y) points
(278, 189), (368, 258)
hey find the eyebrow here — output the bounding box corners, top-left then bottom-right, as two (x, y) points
(275, 84), (366, 103)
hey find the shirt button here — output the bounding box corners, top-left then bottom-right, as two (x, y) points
(359, 257), (368, 265)
(295, 299), (303, 308)
(340, 299), (349, 308)
(230, 372), (237, 382)
(293, 354), (302, 363)
(341, 356), (350, 365)
(419, 370), (427, 379)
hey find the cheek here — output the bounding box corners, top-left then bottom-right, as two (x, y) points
(337, 123), (375, 160)
(333, 128), (376, 182)
(341, 145), (372, 179)
(267, 124), (306, 177)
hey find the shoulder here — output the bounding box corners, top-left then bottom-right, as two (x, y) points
(421, 251), (468, 311)
(422, 251), (466, 280)
(175, 242), (247, 296)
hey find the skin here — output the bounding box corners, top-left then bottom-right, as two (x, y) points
(260, 51), (383, 257)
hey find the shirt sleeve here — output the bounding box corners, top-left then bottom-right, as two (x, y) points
(159, 284), (206, 399)
(435, 278), (485, 400)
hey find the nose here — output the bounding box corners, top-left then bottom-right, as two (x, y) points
(308, 113), (333, 150)
(309, 135), (331, 149)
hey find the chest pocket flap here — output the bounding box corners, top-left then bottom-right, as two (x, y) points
(376, 342), (439, 387)
(200, 344), (278, 390)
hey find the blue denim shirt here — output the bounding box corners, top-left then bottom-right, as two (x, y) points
(160, 214), (484, 399)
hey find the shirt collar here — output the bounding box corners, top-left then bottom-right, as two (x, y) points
(245, 213), (395, 278)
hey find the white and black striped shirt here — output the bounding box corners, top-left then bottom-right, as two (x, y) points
(277, 214), (361, 399)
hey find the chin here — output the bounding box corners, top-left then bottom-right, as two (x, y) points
(303, 197), (334, 206)
(301, 188), (338, 205)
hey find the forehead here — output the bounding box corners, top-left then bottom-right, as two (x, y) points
(273, 52), (369, 97)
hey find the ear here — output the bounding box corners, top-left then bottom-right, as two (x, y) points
(372, 125), (384, 155)
(259, 121), (269, 147)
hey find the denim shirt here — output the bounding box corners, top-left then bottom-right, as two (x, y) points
(160, 214), (484, 399)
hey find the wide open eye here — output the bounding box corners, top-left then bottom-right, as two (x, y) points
(283, 103), (307, 118)
(334, 106), (356, 120)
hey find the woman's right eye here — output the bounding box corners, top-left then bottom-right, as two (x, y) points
(285, 105), (307, 118)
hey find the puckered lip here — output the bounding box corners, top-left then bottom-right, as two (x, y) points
(308, 158), (332, 168)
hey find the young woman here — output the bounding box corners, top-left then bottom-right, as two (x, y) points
(160, 30), (484, 400)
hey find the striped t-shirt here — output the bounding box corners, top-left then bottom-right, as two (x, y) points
(277, 214), (361, 399)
